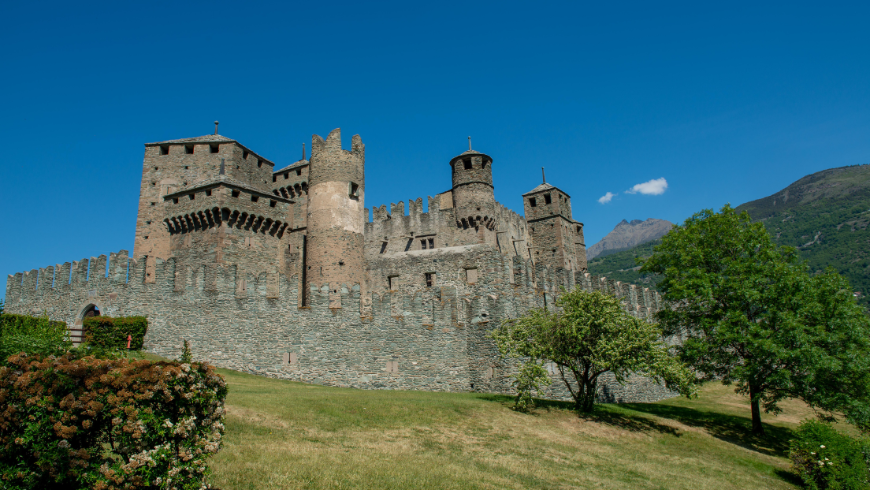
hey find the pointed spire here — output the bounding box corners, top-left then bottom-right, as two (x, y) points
(542, 167), (546, 184)
(214, 121), (219, 135)
(302, 143), (306, 161)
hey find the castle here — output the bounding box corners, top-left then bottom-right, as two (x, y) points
(4, 126), (674, 403)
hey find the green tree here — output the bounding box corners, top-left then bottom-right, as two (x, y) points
(641, 204), (870, 435)
(490, 288), (695, 413)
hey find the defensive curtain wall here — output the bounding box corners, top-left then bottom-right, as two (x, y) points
(5, 247), (675, 404)
(5, 126), (677, 404)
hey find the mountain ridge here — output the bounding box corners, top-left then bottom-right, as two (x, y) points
(586, 218), (674, 259)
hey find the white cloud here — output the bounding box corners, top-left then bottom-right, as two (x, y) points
(598, 192), (616, 204)
(626, 177), (668, 196)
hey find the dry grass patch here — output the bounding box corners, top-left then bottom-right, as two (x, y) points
(204, 368), (811, 489)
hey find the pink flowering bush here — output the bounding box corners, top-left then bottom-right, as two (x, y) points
(0, 353), (227, 489)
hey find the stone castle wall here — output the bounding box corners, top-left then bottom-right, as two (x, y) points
(5, 245), (675, 403)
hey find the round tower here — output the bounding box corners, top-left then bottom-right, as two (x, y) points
(304, 128), (366, 306)
(449, 146), (497, 246)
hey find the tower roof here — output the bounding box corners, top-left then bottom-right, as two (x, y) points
(449, 149), (492, 166)
(273, 158), (309, 174)
(144, 134), (275, 167)
(522, 182), (570, 198)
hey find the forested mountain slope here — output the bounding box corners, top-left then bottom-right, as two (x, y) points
(736, 164), (870, 306)
(587, 164), (870, 307)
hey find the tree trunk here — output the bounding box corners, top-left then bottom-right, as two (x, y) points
(575, 378), (597, 413)
(749, 383), (764, 435)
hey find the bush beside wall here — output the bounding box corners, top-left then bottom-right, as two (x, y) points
(0, 353), (227, 489)
(0, 314), (70, 363)
(83, 316), (148, 350)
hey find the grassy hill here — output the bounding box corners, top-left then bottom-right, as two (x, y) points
(735, 164), (870, 307)
(204, 367), (827, 489)
(588, 164), (870, 305)
(587, 240), (662, 290)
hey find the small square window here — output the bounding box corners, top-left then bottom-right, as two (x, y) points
(206, 190), (212, 196)
(173, 198), (179, 204)
(232, 190), (240, 198)
(544, 194), (552, 204)
(184, 166), (189, 170)
(185, 145), (194, 154)
(529, 198), (537, 207)
(189, 194), (195, 200)
(349, 182), (360, 199)
(389, 275), (399, 290)
(428, 238), (434, 249)
(251, 195), (259, 203)
(464, 159), (472, 170)
(159, 146), (169, 155)
(272, 175), (277, 183)
(284, 172), (289, 179)
(270, 200), (276, 208)
(296, 168), (302, 176)
(421, 239), (427, 250)
(425, 272), (435, 287)
(257, 159), (263, 167)
(144, 236), (149, 239)
(243, 151), (249, 159)
(210, 144), (219, 153)
(150, 202), (156, 206)
(466, 268), (478, 284)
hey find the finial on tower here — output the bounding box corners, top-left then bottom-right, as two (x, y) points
(214, 121), (219, 135)
(219, 158), (225, 175)
(542, 167), (546, 184)
(302, 143), (306, 161)
(468, 136), (472, 151)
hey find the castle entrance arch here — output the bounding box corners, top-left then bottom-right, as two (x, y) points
(70, 304), (100, 345)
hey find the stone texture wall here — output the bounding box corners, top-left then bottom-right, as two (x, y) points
(6, 244), (672, 404)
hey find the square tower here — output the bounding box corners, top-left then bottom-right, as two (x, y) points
(523, 183), (586, 272)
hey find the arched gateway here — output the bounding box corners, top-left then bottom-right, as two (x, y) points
(70, 304), (100, 345)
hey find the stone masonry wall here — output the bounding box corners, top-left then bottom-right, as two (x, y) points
(5, 245), (673, 404)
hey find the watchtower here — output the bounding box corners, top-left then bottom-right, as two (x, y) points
(523, 179), (586, 272)
(304, 129), (366, 306)
(449, 146), (497, 247)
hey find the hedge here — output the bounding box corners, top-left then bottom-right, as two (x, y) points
(83, 316), (148, 350)
(0, 353), (227, 489)
(0, 314), (70, 363)
(0, 313), (66, 332)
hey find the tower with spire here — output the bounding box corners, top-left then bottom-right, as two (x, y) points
(522, 171), (586, 272)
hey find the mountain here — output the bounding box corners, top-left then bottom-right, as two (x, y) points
(588, 164), (870, 307)
(586, 218), (674, 259)
(735, 164), (870, 306)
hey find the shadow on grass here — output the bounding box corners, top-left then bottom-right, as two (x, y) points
(619, 402), (796, 457)
(474, 393), (794, 456)
(474, 394), (680, 436)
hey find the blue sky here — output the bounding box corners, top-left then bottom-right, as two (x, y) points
(2, 1), (869, 299)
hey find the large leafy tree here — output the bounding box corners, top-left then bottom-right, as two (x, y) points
(641, 204), (870, 435)
(491, 288), (695, 413)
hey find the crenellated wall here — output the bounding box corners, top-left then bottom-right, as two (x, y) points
(5, 245), (671, 403)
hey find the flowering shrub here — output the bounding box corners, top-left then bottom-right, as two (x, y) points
(0, 353), (227, 489)
(789, 419), (869, 490)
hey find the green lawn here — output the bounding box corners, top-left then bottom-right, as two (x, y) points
(204, 368), (818, 490)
